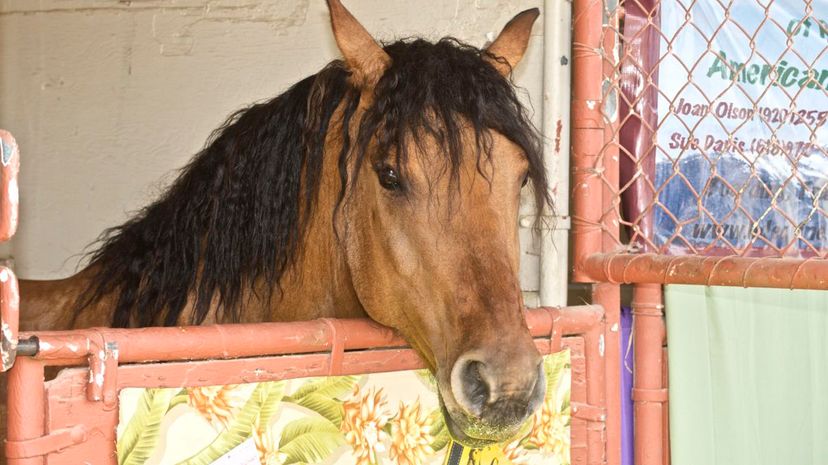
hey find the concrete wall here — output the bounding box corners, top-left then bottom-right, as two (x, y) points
(0, 0), (550, 301)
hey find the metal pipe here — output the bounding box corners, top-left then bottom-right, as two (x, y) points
(5, 358), (45, 465)
(0, 129), (20, 242)
(593, 281), (621, 465)
(113, 332), (591, 390)
(584, 252), (828, 290)
(0, 129), (20, 373)
(21, 306), (603, 366)
(15, 337), (37, 357)
(1, 266), (20, 371)
(582, 298), (607, 465)
(597, 4), (624, 465)
(571, 0), (606, 282)
(662, 346), (671, 465)
(538, 0), (572, 306)
(632, 283), (665, 465)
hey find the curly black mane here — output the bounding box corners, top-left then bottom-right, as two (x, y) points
(77, 38), (551, 328)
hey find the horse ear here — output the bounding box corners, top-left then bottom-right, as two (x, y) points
(485, 8), (540, 77)
(327, 0), (391, 89)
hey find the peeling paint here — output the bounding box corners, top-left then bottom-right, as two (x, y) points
(554, 119), (563, 154)
(67, 343), (79, 353)
(519, 216), (532, 228)
(1, 322), (15, 368)
(107, 341), (119, 360)
(2, 323), (13, 339)
(602, 79), (618, 121)
(610, 322), (618, 332)
(8, 177), (19, 213)
(586, 100), (597, 110)
(39, 340), (53, 351)
(0, 139), (13, 166)
(598, 334), (605, 357)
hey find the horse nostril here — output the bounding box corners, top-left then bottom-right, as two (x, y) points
(461, 360), (491, 414)
(451, 356), (495, 417)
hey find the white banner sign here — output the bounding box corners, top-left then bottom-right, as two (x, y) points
(654, 0), (828, 255)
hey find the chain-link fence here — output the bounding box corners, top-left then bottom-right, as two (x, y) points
(577, 0), (828, 263)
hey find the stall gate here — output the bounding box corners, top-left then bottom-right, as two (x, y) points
(0, 131), (612, 463)
(571, 0), (828, 464)
(5, 0), (825, 463)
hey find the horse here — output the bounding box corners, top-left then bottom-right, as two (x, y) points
(15, 0), (552, 447)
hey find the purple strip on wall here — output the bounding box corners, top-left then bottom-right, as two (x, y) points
(621, 306), (634, 465)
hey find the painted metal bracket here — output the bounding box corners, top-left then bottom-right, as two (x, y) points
(631, 387), (669, 403)
(0, 266), (19, 372)
(5, 425), (88, 459)
(85, 332), (120, 408)
(321, 318), (346, 375)
(571, 402), (607, 422)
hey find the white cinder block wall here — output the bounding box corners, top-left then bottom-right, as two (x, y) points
(0, 0), (552, 304)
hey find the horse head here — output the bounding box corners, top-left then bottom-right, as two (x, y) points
(327, 0), (550, 446)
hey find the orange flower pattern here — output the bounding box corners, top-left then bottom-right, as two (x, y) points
(389, 401), (433, 465)
(502, 437), (529, 464)
(341, 385), (391, 465)
(524, 377), (571, 464)
(187, 385), (245, 431)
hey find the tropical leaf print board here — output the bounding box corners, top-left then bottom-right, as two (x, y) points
(117, 351), (571, 465)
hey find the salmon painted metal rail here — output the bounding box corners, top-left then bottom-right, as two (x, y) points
(570, 0), (828, 464)
(0, 131), (20, 373)
(571, 2), (623, 465)
(584, 252), (828, 289)
(5, 305), (607, 464)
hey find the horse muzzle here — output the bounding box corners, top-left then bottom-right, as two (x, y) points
(439, 350), (546, 446)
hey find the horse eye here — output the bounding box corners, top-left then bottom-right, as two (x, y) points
(378, 166), (402, 191)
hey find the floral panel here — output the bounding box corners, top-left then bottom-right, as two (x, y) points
(116, 350), (570, 465)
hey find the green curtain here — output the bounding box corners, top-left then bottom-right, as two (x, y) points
(665, 285), (828, 465)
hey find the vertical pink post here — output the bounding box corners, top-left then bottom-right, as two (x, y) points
(5, 358), (46, 465)
(0, 130), (20, 242)
(632, 283), (665, 465)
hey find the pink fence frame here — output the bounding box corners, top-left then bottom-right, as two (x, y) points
(570, 1), (828, 465)
(5, 306), (608, 464)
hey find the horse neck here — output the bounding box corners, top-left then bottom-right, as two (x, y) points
(17, 202), (365, 332)
(19, 113), (366, 330)
(263, 130), (366, 322)
(18, 224), (364, 330)
(18, 268), (111, 331)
